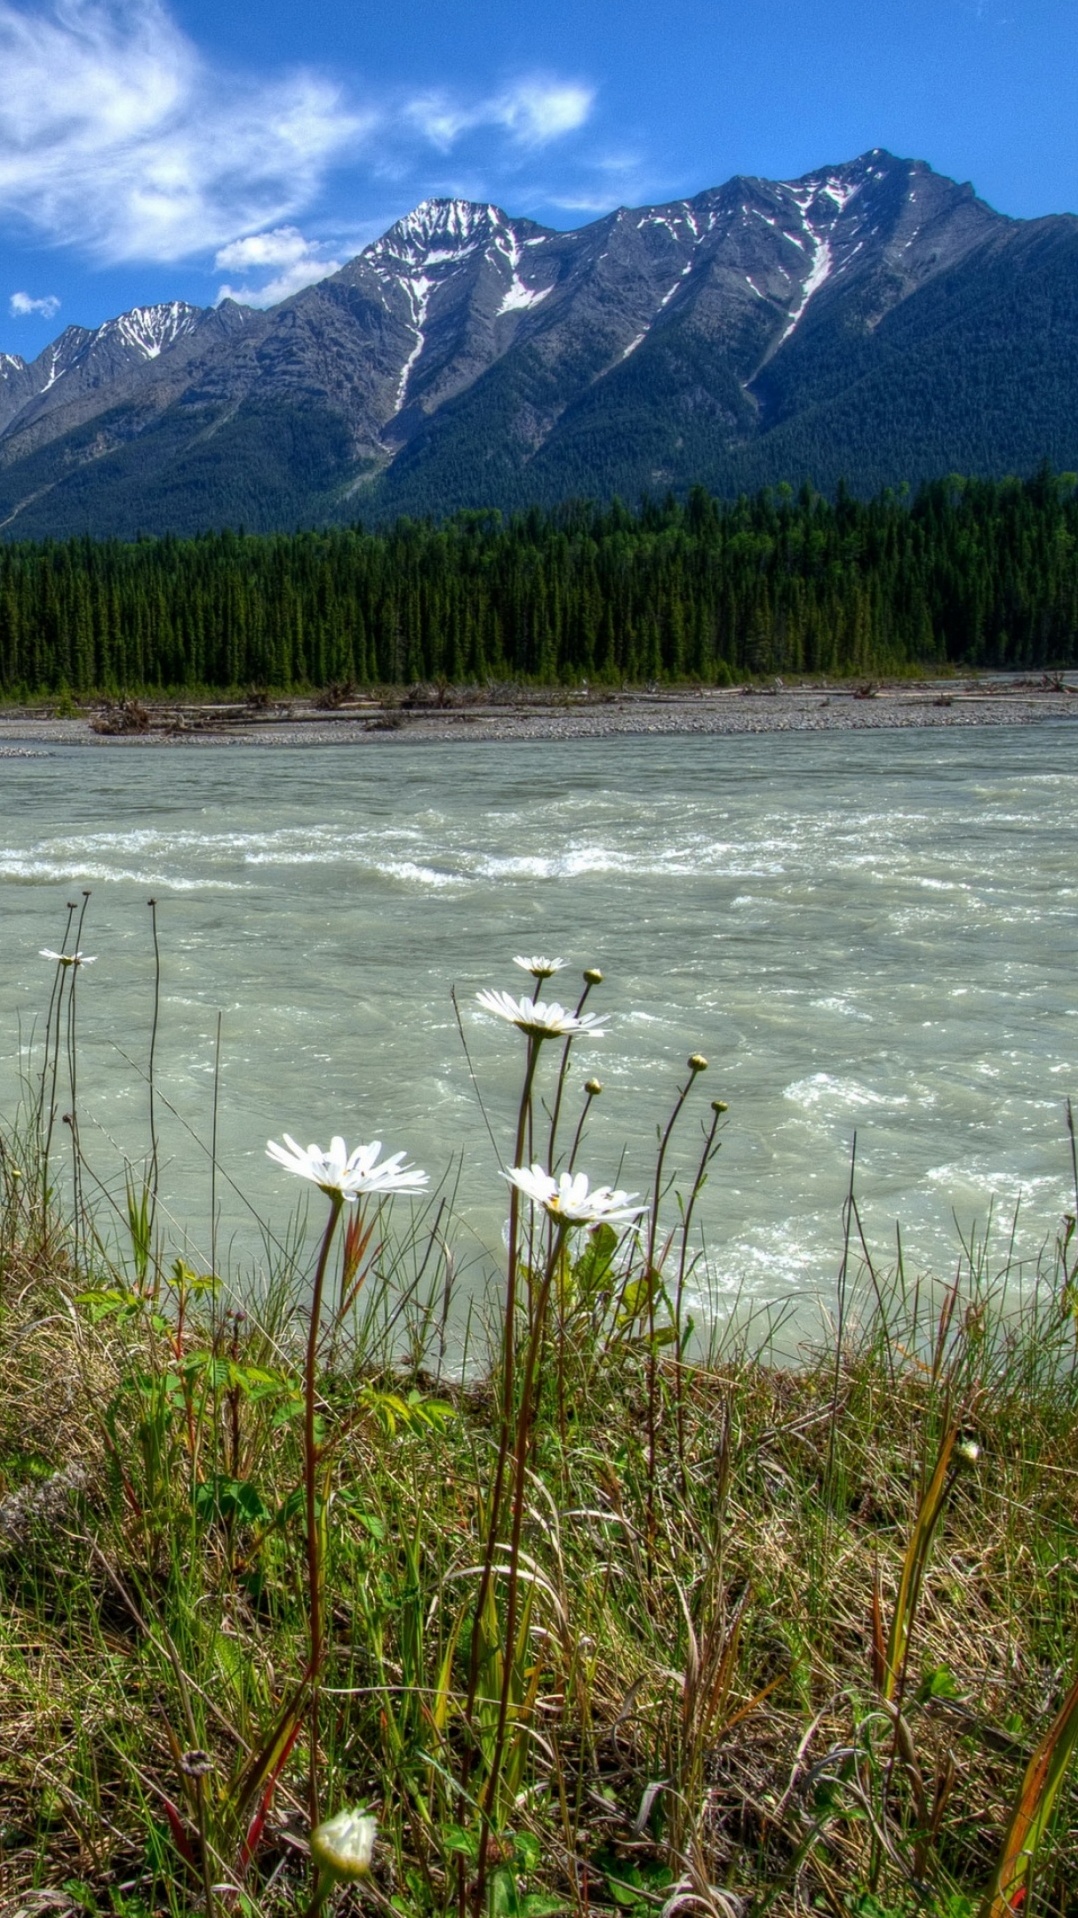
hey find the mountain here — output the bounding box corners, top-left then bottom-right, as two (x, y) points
(1, 149), (1077, 538)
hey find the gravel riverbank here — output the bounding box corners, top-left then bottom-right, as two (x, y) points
(1, 677), (1077, 750)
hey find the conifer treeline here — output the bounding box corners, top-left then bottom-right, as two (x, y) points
(1, 472), (1077, 695)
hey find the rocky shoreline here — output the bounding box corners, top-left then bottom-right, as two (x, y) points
(1, 676), (1077, 750)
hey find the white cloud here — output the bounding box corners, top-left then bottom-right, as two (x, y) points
(496, 80), (595, 146)
(9, 288), (60, 318)
(0, 0), (366, 263)
(0, 4), (601, 279)
(214, 226), (343, 307)
(404, 75), (594, 154)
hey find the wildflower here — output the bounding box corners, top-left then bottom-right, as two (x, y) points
(266, 1134), (427, 1202)
(40, 949), (96, 967)
(504, 1163), (645, 1227)
(955, 1438), (981, 1468)
(311, 1806), (378, 1882)
(476, 988), (608, 1038)
(583, 967), (603, 985)
(513, 954), (566, 980)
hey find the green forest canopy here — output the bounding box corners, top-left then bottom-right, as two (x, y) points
(2, 471), (1077, 696)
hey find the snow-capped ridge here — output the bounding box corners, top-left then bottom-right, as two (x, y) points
(97, 302), (202, 361)
(372, 197), (507, 266)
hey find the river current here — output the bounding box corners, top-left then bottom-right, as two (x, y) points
(0, 725), (1075, 1327)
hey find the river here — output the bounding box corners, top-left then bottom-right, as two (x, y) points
(0, 724), (1074, 1333)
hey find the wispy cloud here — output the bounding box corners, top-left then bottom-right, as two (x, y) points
(0, 0), (365, 263)
(9, 288), (60, 318)
(215, 227), (343, 307)
(0, 2), (602, 287)
(403, 76), (594, 153)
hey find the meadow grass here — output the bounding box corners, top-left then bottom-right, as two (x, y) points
(2, 946), (1078, 1918)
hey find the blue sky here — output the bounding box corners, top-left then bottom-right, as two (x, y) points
(1, 0), (1075, 356)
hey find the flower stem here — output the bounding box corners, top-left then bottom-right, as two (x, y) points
(462, 1033), (541, 1802)
(305, 1191), (343, 1832)
(476, 1218), (570, 1898)
(644, 1061), (703, 1566)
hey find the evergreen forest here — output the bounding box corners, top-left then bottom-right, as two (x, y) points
(2, 470), (1078, 696)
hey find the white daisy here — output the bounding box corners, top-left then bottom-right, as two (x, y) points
(504, 1163), (645, 1227)
(40, 949), (96, 967)
(475, 988), (608, 1038)
(266, 1133), (427, 1202)
(513, 954), (567, 980)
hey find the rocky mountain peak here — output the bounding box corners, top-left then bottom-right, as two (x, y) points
(94, 301), (204, 361)
(370, 197), (510, 266)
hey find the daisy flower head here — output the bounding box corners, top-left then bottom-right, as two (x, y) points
(266, 1133), (428, 1202)
(311, 1806), (378, 1882)
(504, 1163), (646, 1228)
(513, 954), (567, 981)
(41, 949), (96, 967)
(476, 988), (608, 1040)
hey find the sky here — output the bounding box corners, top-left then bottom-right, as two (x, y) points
(0, 0), (1076, 357)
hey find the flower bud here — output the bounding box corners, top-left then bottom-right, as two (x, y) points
(711, 1100), (729, 1115)
(688, 1053), (708, 1073)
(955, 1439), (981, 1469)
(585, 1078), (603, 1096)
(583, 968), (603, 985)
(311, 1807), (378, 1883)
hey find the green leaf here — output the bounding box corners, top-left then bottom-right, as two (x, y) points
(194, 1476), (271, 1526)
(513, 1832), (540, 1872)
(443, 1824), (479, 1862)
(917, 1664), (961, 1703)
(571, 1222), (618, 1301)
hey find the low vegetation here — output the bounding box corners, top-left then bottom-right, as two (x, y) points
(2, 940), (1078, 1918)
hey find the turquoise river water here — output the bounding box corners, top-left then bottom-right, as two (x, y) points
(0, 724), (1075, 1331)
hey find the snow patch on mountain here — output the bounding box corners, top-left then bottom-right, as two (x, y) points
(100, 303), (201, 360)
(493, 224), (552, 314)
(395, 275), (433, 413)
(778, 230), (833, 342)
(498, 281), (551, 315)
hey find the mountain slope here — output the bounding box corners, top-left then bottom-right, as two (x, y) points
(0, 150), (1074, 537)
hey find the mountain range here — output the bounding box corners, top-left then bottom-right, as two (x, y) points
(2, 148), (1077, 538)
